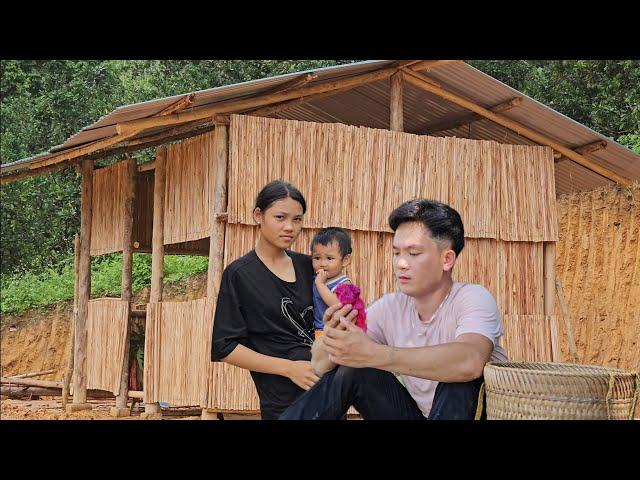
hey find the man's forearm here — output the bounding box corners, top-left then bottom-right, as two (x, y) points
(371, 341), (488, 383)
(310, 337), (337, 376)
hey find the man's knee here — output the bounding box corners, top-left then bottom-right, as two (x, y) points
(333, 366), (383, 385)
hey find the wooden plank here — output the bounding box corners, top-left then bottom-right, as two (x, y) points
(157, 93), (195, 116)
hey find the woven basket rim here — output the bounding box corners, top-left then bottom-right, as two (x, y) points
(485, 361), (638, 378)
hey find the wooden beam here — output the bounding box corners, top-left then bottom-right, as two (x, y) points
(419, 97), (523, 135)
(555, 140), (608, 163)
(401, 67), (630, 185)
(72, 160), (93, 408)
(157, 93), (195, 116)
(408, 60), (459, 72)
(115, 158), (136, 411)
(27, 129), (142, 171)
(390, 71), (404, 132)
(1, 159), (78, 185)
(260, 72), (318, 96)
(242, 89), (346, 117)
(115, 66), (399, 136)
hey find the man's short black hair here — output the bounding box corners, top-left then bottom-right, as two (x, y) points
(310, 227), (352, 257)
(388, 199), (465, 255)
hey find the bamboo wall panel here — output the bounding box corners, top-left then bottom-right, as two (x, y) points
(501, 315), (559, 362)
(556, 182), (640, 371)
(499, 241), (544, 316)
(499, 144), (558, 241)
(452, 238), (499, 306)
(90, 160), (128, 255)
(228, 115), (504, 238)
(144, 298), (213, 406)
(86, 298), (128, 394)
(163, 131), (216, 245)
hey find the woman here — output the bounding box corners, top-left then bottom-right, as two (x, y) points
(211, 180), (320, 419)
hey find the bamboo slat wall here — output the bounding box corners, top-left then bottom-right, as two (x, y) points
(499, 241), (544, 316)
(556, 182), (640, 371)
(163, 131), (216, 245)
(501, 315), (560, 362)
(86, 298), (128, 394)
(228, 114), (556, 242)
(499, 145), (558, 242)
(144, 298), (213, 406)
(90, 161), (128, 255)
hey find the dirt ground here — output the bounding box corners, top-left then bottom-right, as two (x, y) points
(1, 396), (261, 420)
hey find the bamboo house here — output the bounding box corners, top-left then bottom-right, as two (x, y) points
(2, 60), (638, 418)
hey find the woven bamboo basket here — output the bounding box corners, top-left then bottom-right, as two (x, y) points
(484, 361), (639, 420)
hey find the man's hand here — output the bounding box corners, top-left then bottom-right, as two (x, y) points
(322, 302), (358, 331)
(323, 319), (380, 368)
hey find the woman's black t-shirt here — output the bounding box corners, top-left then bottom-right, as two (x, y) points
(211, 249), (315, 419)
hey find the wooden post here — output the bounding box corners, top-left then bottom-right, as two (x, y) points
(390, 72), (404, 132)
(207, 124), (229, 299)
(68, 160), (93, 412)
(202, 123), (229, 420)
(62, 234), (80, 408)
(543, 242), (556, 317)
(112, 158), (137, 417)
(143, 147), (166, 418)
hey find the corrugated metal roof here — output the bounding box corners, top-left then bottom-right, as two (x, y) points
(3, 59), (638, 195)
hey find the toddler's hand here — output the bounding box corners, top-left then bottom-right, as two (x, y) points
(315, 269), (328, 284)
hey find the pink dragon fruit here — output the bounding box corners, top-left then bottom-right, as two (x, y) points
(334, 283), (367, 332)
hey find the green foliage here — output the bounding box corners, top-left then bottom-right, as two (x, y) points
(0, 254), (209, 316)
(2, 59), (639, 281)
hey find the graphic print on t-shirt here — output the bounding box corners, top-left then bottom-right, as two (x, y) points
(281, 298), (315, 346)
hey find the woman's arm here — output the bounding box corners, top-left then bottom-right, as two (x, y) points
(222, 343), (319, 390)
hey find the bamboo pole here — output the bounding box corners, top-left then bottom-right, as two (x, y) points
(0, 160), (79, 185)
(8, 369), (56, 380)
(420, 97), (523, 135)
(62, 234), (80, 408)
(144, 147), (166, 417)
(543, 242), (556, 317)
(157, 93), (196, 116)
(115, 67), (399, 136)
(401, 68), (630, 185)
(69, 160), (93, 412)
(555, 140), (608, 163)
(27, 129), (142, 171)
(555, 276), (580, 363)
(113, 158), (137, 415)
(390, 72), (404, 132)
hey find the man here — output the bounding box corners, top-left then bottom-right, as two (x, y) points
(280, 199), (507, 420)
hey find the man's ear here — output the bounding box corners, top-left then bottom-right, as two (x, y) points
(442, 249), (457, 273)
(342, 253), (352, 268)
(252, 207), (262, 225)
